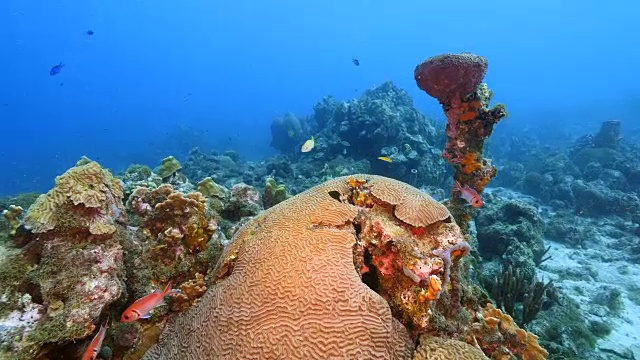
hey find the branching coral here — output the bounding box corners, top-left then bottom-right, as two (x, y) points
(23, 159), (127, 236)
(415, 53), (507, 231)
(492, 265), (553, 326)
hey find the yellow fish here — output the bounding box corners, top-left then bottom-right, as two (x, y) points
(378, 156), (393, 163)
(301, 136), (315, 152)
(288, 129), (295, 137)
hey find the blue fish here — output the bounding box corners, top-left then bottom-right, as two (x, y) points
(49, 62), (65, 76)
(352, 58), (360, 66)
(86, 30), (94, 35)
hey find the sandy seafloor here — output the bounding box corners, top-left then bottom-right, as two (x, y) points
(487, 187), (640, 359)
(540, 239), (640, 358)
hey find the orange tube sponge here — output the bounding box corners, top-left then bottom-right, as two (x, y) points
(460, 152), (482, 174)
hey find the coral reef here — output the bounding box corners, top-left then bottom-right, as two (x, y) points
(571, 180), (640, 217)
(0, 159), (127, 359)
(176, 82), (452, 198)
(144, 175), (420, 359)
(182, 147), (262, 189)
(593, 120), (622, 149)
(467, 303), (548, 359)
(196, 177), (226, 199)
(414, 53), (507, 231)
(0, 159), (228, 359)
(502, 119), (640, 235)
(169, 273), (207, 312)
(120, 164), (162, 199)
(127, 184), (215, 253)
(476, 200), (547, 279)
(220, 183), (262, 221)
(0, 75), (578, 359)
(285, 82), (445, 187)
(143, 175), (543, 359)
(491, 265), (553, 327)
(270, 112), (308, 153)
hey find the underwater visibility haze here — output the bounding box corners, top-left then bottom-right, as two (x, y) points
(1, 0), (640, 359)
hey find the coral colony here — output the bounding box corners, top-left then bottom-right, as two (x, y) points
(3, 51), (639, 359)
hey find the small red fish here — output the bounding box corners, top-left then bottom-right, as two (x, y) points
(82, 322), (108, 360)
(454, 180), (483, 208)
(120, 282), (178, 322)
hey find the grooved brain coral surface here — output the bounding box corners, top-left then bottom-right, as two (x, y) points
(143, 175), (421, 360)
(368, 176), (450, 227)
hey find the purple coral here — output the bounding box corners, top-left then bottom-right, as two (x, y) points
(414, 53), (488, 104)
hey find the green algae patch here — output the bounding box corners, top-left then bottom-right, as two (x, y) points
(0, 252), (34, 318)
(27, 315), (89, 344)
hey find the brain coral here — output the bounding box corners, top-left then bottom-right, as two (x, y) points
(143, 175), (458, 359)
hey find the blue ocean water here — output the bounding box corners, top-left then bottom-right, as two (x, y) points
(1, 0), (638, 196)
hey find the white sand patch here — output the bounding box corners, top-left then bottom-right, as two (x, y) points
(541, 239), (640, 358)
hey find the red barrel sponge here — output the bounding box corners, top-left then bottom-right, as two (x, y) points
(414, 53), (488, 104)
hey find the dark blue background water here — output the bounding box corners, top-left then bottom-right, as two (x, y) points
(1, 0), (638, 196)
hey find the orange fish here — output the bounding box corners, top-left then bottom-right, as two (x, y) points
(121, 282), (178, 322)
(454, 180), (483, 208)
(82, 322), (108, 360)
